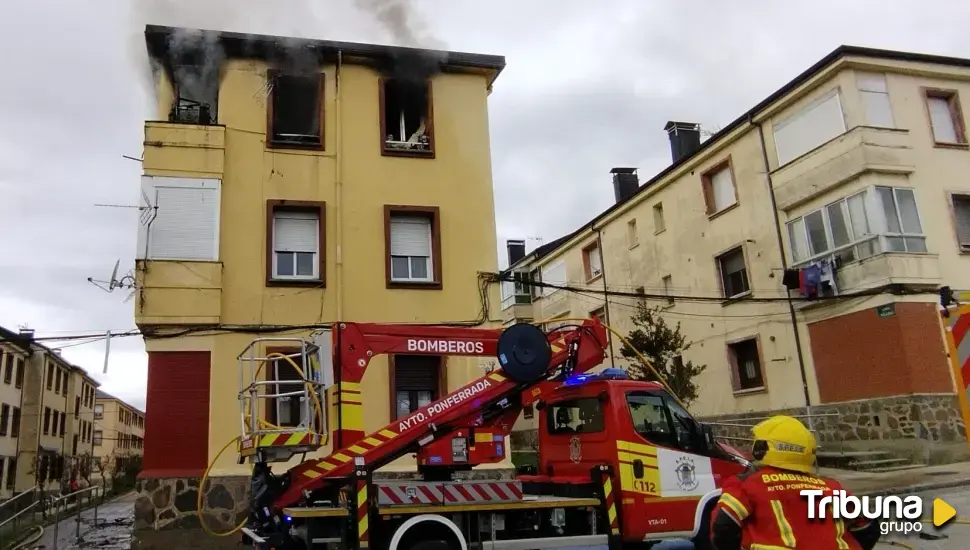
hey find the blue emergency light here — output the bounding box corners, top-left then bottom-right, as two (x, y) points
(563, 368), (629, 386)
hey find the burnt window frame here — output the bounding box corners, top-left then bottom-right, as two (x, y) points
(378, 78), (436, 159)
(727, 336), (766, 392)
(266, 69), (326, 151)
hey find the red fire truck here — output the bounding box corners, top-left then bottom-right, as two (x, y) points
(235, 319), (749, 550)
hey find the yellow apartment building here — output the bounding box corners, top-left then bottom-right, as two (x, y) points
(502, 46), (970, 466)
(0, 326), (100, 498)
(93, 390), (145, 479)
(132, 25), (505, 532)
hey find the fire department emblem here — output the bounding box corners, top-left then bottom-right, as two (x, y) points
(675, 456), (699, 491)
(569, 436), (582, 463)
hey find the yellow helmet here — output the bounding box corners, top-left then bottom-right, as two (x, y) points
(750, 415), (817, 474)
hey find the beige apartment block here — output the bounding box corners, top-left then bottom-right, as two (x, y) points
(93, 390), (144, 478)
(502, 46), (970, 463)
(0, 326), (100, 498)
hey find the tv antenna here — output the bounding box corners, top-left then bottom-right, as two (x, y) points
(87, 260), (136, 293)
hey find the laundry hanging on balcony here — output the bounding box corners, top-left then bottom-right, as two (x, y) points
(782, 258), (840, 299)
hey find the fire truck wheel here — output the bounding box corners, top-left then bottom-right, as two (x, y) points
(496, 322), (552, 383)
(409, 540), (455, 550)
(690, 499), (717, 550)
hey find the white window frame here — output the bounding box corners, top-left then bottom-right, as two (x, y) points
(585, 245), (603, 279)
(271, 210), (320, 280)
(716, 247), (750, 299)
(786, 186), (927, 266)
(707, 165), (737, 213)
(857, 73), (895, 128)
(772, 88), (847, 166)
(136, 176), (221, 261)
(627, 218), (639, 247)
(653, 203), (665, 233)
(389, 216), (434, 283)
(541, 259), (566, 297)
(950, 193), (970, 252)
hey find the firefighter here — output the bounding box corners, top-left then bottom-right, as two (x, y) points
(710, 415), (881, 550)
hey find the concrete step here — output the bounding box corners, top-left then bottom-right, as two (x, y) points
(866, 463), (927, 474)
(847, 457), (911, 471)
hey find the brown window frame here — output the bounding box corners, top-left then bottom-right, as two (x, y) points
(590, 306), (607, 325)
(265, 200), (326, 288)
(922, 87), (968, 148)
(388, 354), (447, 422)
(265, 69), (325, 151)
(384, 205), (443, 290)
(715, 245), (751, 300)
(726, 336), (766, 392)
(582, 242), (603, 282)
(378, 78), (436, 159)
(700, 157), (739, 218)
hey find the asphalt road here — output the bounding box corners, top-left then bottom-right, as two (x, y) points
(28, 492), (135, 549)
(877, 485), (970, 550)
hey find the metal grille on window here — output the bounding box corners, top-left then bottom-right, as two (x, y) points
(390, 216), (432, 281)
(274, 211), (318, 278)
(395, 356), (438, 419)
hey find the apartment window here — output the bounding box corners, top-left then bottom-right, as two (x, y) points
(788, 191), (874, 265)
(858, 73), (894, 128)
(627, 219), (639, 248)
(11, 408), (19, 438)
(590, 307), (607, 325)
(43, 407), (50, 435)
(702, 161), (738, 216)
(46, 364), (52, 390)
(716, 247), (750, 299)
(773, 89), (846, 165)
(662, 275), (674, 305)
(392, 355), (441, 420)
(268, 70), (324, 147)
(94, 404), (103, 420)
(0, 405), (8, 436)
(380, 78), (434, 157)
(728, 338), (764, 391)
(14, 358), (23, 389)
(529, 267), (543, 299)
(6, 458), (15, 490)
(266, 203), (324, 285)
(877, 187), (926, 253)
(75, 397), (80, 418)
(59, 413), (65, 437)
(2, 359), (9, 385)
(653, 203), (665, 233)
(539, 259), (567, 298)
(923, 88), (967, 146)
(54, 369), (61, 394)
(635, 286), (645, 296)
(137, 176), (221, 261)
(93, 430), (102, 446)
(52, 412), (59, 437)
(583, 243), (603, 281)
(950, 194), (970, 252)
(385, 206), (441, 288)
(73, 435), (78, 456)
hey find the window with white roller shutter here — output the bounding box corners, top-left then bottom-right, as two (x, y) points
(772, 89), (846, 166)
(273, 211), (319, 279)
(389, 215), (433, 282)
(540, 259), (566, 296)
(136, 176), (220, 261)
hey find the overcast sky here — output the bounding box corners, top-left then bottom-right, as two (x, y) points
(1, 0), (967, 410)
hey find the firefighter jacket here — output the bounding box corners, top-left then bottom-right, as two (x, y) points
(711, 465), (879, 550)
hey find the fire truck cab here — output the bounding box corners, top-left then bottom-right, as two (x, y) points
(520, 370), (749, 545)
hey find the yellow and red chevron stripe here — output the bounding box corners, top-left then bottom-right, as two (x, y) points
(302, 428), (400, 478)
(357, 479), (369, 548)
(603, 475), (619, 535)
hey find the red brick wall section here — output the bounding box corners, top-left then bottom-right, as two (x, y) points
(808, 302), (953, 403)
(140, 351), (211, 478)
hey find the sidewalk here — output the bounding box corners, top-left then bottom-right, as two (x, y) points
(26, 492), (135, 550)
(820, 460), (970, 496)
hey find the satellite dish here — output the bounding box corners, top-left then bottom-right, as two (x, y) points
(108, 260), (120, 290)
(496, 323), (552, 383)
(87, 259), (126, 293)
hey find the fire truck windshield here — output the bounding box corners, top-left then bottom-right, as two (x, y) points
(626, 390), (705, 453)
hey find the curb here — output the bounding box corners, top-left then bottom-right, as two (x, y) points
(861, 478), (970, 498)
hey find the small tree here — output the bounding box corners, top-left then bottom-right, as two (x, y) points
(96, 455), (115, 488)
(620, 301), (707, 407)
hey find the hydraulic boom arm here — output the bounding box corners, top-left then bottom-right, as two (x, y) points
(269, 320), (608, 512)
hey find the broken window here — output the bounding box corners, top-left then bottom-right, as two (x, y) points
(269, 71), (323, 147)
(381, 79), (433, 155)
(168, 64), (219, 125)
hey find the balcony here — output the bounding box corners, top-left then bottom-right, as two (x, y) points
(835, 252), (941, 293)
(773, 126), (914, 212)
(134, 260), (222, 326)
(500, 279), (534, 325)
(143, 122), (225, 177)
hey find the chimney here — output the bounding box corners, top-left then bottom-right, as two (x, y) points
(506, 239), (526, 266)
(18, 328), (34, 340)
(664, 121), (701, 164)
(610, 167), (639, 203)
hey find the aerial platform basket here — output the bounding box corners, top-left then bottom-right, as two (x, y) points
(237, 329), (334, 463)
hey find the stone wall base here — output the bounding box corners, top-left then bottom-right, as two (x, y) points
(132, 467), (515, 545)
